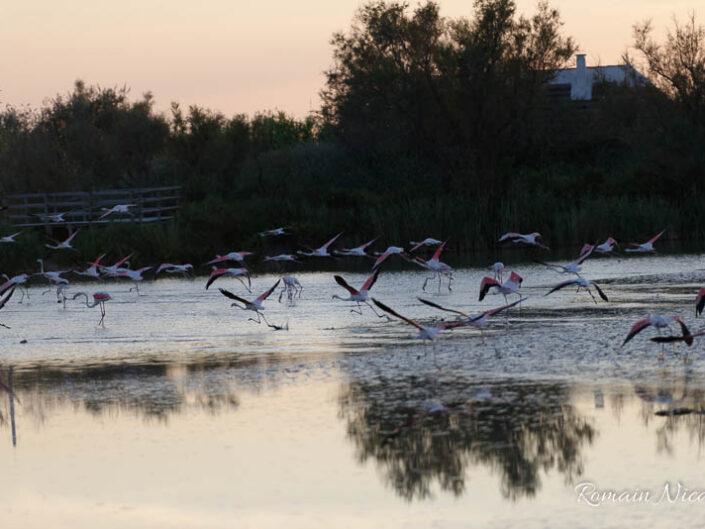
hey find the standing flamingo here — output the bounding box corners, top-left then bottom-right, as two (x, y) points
(72, 291), (112, 326)
(490, 262), (504, 282)
(297, 233), (342, 257)
(625, 229), (666, 253)
(35, 259), (70, 286)
(279, 276), (303, 302)
(218, 279), (281, 326)
(332, 269), (383, 316)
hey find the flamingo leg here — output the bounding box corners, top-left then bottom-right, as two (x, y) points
(364, 301), (386, 318)
(586, 288), (598, 304)
(98, 302), (106, 327)
(236, 277), (252, 293)
(350, 302), (363, 315)
(278, 288), (285, 303)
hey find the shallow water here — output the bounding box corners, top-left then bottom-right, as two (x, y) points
(2, 252), (705, 528)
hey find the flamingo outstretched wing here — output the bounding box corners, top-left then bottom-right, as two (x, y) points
(545, 279), (580, 297)
(334, 275), (359, 296)
(219, 288), (250, 306)
(591, 282), (609, 302)
(479, 277), (501, 301)
(647, 229), (666, 244)
(360, 268), (381, 292)
(622, 318), (654, 346)
(475, 298), (524, 320)
(0, 287), (15, 310)
(696, 289), (705, 316)
(430, 241), (447, 261)
(320, 232), (342, 250)
(257, 279), (282, 302)
(372, 298), (424, 331)
(417, 297), (468, 318)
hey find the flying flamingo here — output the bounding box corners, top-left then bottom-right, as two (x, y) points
(35, 259), (70, 287)
(0, 274), (29, 302)
(279, 276), (303, 302)
(372, 246), (407, 269)
(75, 254), (106, 279)
(297, 233), (342, 258)
(206, 251), (255, 266)
(622, 315), (690, 347)
(409, 241), (453, 292)
(35, 212), (66, 223)
(0, 287), (16, 328)
(696, 289), (705, 317)
(334, 238), (378, 257)
(72, 291), (112, 326)
(47, 283), (71, 307)
(595, 237), (619, 254)
(218, 279), (281, 326)
(534, 245), (594, 277)
(409, 238), (443, 252)
(114, 266), (152, 293)
(259, 227), (290, 237)
(625, 229), (666, 253)
(332, 269), (384, 316)
(545, 277), (608, 303)
(99, 253), (134, 277)
(371, 298), (468, 343)
(264, 254), (300, 263)
(205, 267), (251, 291)
(418, 297), (524, 337)
(498, 232), (549, 250)
(479, 272), (523, 302)
(45, 230), (80, 250)
(0, 231), (22, 243)
(99, 204), (136, 219)
(155, 263), (193, 277)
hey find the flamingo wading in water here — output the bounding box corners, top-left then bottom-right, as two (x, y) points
(72, 292), (112, 326)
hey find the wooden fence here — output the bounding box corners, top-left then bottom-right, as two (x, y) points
(1, 186), (181, 228)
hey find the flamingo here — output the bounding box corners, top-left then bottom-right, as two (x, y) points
(72, 291), (112, 326)
(595, 237), (619, 254)
(409, 238), (443, 252)
(534, 245), (594, 277)
(498, 232), (549, 250)
(218, 279), (281, 326)
(264, 254), (300, 263)
(490, 262), (504, 282)
(479, 272), (523, 302)
(279, 276), (303, 302)
(696, 289), (705, 317)
(35, 212), (66, 223)
(625, 229), (665, 253)
(114, 266), (152, 293)
(206, 251), (255, 266)
(206, 267), (251, 291)
(259, 227), (290, 237)
(297, 233), (342, 258)
(99, 204), (136, 219)
(545, 277), (608, 304)
(50, 283), (71, 307)
(622, 315), (690, 347)
(0, 274), (29, 302)
(418, 297), (524, 335)
(332, 269), (384, 316)
(99, 253), (134, 277)
(409, 241), (453, 292)
(371, 298), (468, 343)
(75, 254), (106, 279)
(35, 259), (70, 286)
(45, 229), (80, 250)
(0, 231), (22, 243)
(334, 238), (378, 257)
(372, 246), (407, 269)
(0, 287), (16, 328)
(155, 263), (193, 277)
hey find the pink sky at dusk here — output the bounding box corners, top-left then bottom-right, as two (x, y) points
(0, 1), (700, 118)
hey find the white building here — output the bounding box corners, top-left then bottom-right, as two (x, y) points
(549, 54), (647, 101)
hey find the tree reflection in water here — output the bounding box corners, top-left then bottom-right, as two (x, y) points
(339, 376), (596, 501)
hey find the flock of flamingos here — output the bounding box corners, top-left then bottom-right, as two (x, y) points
(0, 214), (703, 353)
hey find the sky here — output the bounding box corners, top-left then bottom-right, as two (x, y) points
(0, 1), (701, 118)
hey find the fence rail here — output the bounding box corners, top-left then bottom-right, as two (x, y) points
(1, 186), (181, 228)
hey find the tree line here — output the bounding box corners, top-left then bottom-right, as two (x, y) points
(1, 0), (704, 270)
